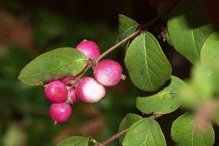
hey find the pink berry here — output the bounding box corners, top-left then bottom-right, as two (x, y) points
(49, 103), (72, 123)
(75, 77), (106, 103)
(94, 59), (123, 86)
(76, 39), (100, 59)
(67, 89), (77, 104)
(44, 80), (68, 103)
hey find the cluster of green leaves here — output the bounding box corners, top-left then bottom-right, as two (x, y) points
(118, 0), (219, 146)
(17, 0), (219, 145)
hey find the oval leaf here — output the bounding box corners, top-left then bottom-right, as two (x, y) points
(119, 14), (138, 41)
(167, 0), (215, 64)
(57, 136), (90, 146)
(123, 118), (166, 146)
(171, 113), (215, 146)
(201, 31), (219, 63)
(136, 76), (185, 114)
(118, 113), (143, 144)
(125, 32), (172, 91)
(18, 47), (88, 85)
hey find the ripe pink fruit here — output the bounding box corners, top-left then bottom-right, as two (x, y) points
(94, 59), (123, 86)
(49, 103), (72, 123)
(44, 80), (68, 103)
(75, 77), (106, 103)
(67, 89), (77, 104)
(76, 39), (100, 59)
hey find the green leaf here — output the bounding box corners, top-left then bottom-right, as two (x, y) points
(171, 113), (215, 146)
(119, 14), (138, 41)
(179, 62), (219, 110)
(167, 0), (215, 64)
(125, 32), (172, 91)
(136, 76), (185, 114)
(123, 118), (166, 146)
(191, 63), (216, 98)
(201, 31), (219, 63)
(118, 113), (143, 144)
(57, 136), (90, 146)
(18, 47), (88, 85)
(178, 83), (204, 110)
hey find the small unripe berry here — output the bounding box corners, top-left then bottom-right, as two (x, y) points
(76, 39), (100, 59)
(44, 80), (68, 103)
(49, 103), (72, 123)
(75, 77), (106, 103)
(94, 59), (123, 86)
(67, 89), (77, 104)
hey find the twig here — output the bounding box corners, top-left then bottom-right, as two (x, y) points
(95, 113), (163, 146)
(95, 29), (142, 62)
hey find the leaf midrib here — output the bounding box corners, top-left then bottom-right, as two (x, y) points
(143, 35), (153, 90)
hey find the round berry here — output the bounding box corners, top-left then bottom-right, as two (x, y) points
(94, 59), (123, 86)
(44, 80), (68, 103)
(49, 103), (72, 123)
(75, 77), (106, 103)
(67, 89), (77, 104)
(76, 39), (100, 59)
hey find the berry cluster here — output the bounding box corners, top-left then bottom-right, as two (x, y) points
(44, 40), (123, 124)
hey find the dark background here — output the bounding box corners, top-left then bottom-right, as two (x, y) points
(0, 0), (218, 146)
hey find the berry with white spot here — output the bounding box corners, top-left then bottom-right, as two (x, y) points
(94, 59), (123, 86)
(75, 77), (106, 103)
(76, 39), (100, 59)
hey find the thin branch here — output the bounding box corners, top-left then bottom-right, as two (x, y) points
(150, 113), (163, 120)
(100, 128), (128, 146)
(95, 29), (142, 62)
(96, 113), (163, 146)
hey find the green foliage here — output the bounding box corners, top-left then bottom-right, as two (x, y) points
(123, 118), (166, 146)
(179, 62), (219, 109)
(118, 113), (143, 143)
(201, 31), (219, 63)
(3, 123), (26, 146)
(136, 76), (185, 114)
(191, 63), (216, 98)
(57, 136), (90, 146)
(178, 83), (202, 109)
(0, 46), (32, 78)
(118, 14), (138, 41)
(18, 48), (88, 85)
(125, 32), (172, 91)
(171, 113), (215, 146)
(167, 0), (215, 64)
(34, 11), (68, 49)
